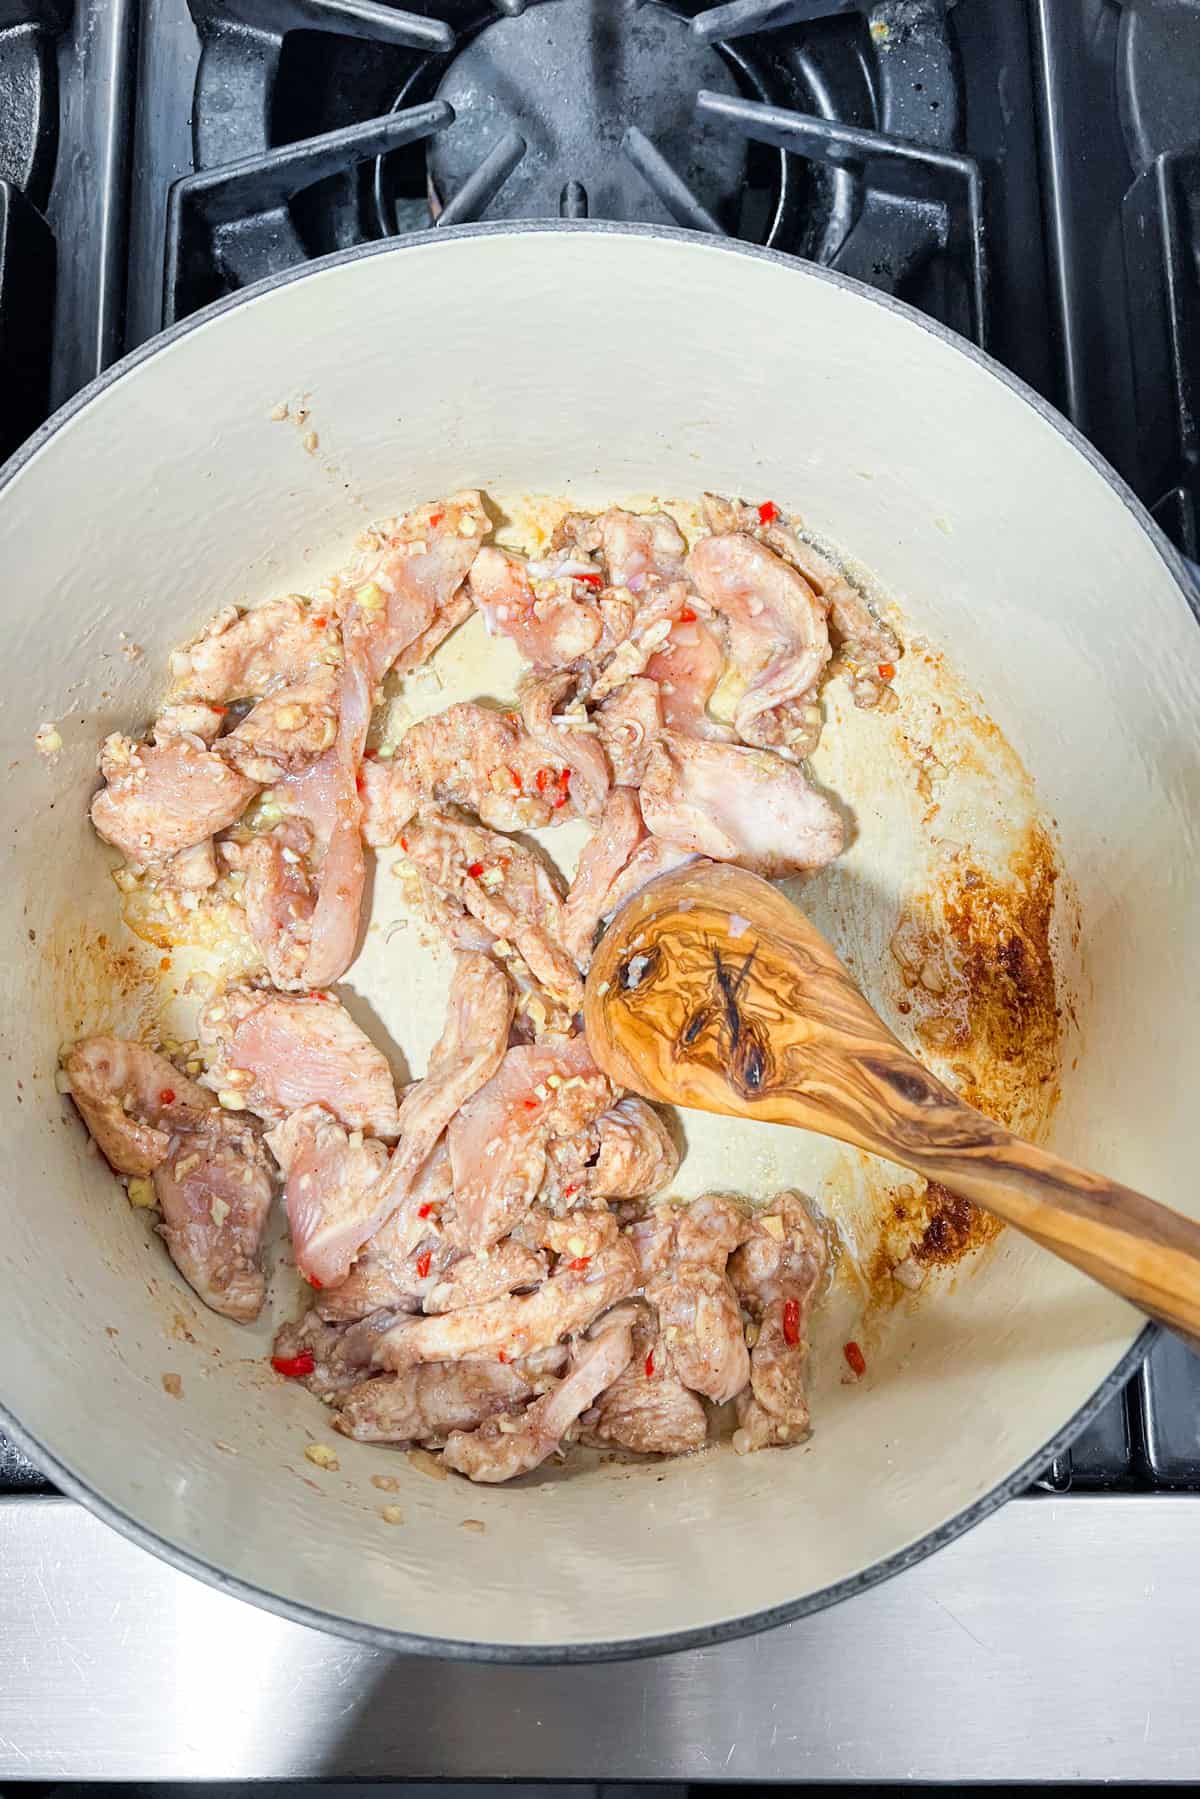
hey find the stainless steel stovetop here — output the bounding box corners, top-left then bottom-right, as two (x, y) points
(2, 0), (1199, 1777)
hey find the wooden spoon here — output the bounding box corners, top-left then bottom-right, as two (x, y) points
(584, 858), (1200, 1351)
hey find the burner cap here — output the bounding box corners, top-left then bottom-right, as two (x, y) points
(425, 0), (754, 228)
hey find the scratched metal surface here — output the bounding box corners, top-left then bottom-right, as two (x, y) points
(0, 1493), (1196, 1780)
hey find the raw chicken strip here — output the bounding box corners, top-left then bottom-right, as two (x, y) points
(167, 597), (335, 702)
(586, 835), (696, 931)
(729, 1192), (829, 1451)
(334, 1347), (568, 1444)
(360, 703), (565, 837)
(357, 952), (514, 1276)
(339, 492), (492, 683)
(687, 530), (831, 755)
(590, 1096), (679, 1199)
(64, 1037), (213, 1176)
(594, 677), (663, 786)
(469, 546), (603, 668)
(220, 667), (340, 784)
(219, 820), (316, 988)
(424, 1239), (547, 1314)
(199, 986), (399, 1137)
(582, 1303), (706, 1456)
(589, 584), (693, 702)
(91, 733), (258, 862)
(519, 671), (609, 819)
(644, 614), (732, 741)
(634, 1194), (754, 1406)
(372, 1234), (638, 1371)
(448, 1036), (612, 1248)
(153, 1113), (274, 1322)
(393, 585), (474, 674)
(266, 1102), (391, 1290)
(640, 732), (843, 876)
(315, 1144), (454, 1322)
(161, 839), (220, 891)
(561, 787), (644, 965)
(442, 1303), (637, 1483)
(558, 508), (686, 593)
(402, 811), (584, 1013)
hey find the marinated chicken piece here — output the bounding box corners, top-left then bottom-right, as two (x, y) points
(729, 1192), (829, 1451)
(561, 787), (645, 965)
(333, 1346), (568, 1444)
(153, 698), (229, 747)
(519, 671), (609, 819)
(594, 677), (663, 786)
(469, 545), (603, 668)
(161, 838), (220, 890)
(392, 584), (474, 674)
(339, 492), (492, 683)
(166, 596), (336, 703)
(589, 585), (694, 702)
(581, 1302), (707, 1456)
(199, 985), (400, 1138)
(315, 1142), (455, 1322)
(219, 820), (316, 988)
(271, 1306), (392, 1399)
(441, 1302), (637, 1483)
(640, 732), (843, 876)
(220, 666), (340, 784)
(424, 1238), (548, 1314)
(153, 1112), (274, 1322)
(512, 1203), (619, 1262)
(91, 733), (258, 862)
(64, 1037), (213, 1176)
(633, 1194), (753, 1406)
(360, 703), (566, 837)
(373, 1233), (638, 1371)
(701, 492), (900, 698)
(586, 834), (696, 929)
(558, 508), (686, 593)
(448, 1036), (612, 1248)
(273, 610), (373, 988)
(645, 613), (732, 741)
(590, 1096), (679, 1199)
(267, 1102), (392, 1288)
(402, 811), (584, 1013)
(687, 530), (831, 756)
(357, 952), (514, 1274)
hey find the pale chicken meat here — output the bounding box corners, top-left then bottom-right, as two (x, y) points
(334, 1346), (568, 1445)
(161, 838), (220, 891)
(519, 671), (609, 819)
(594, 677), (663, 786)
(469, 545), (603, 668)
(448, 1035), (612, 1248)
(339, 491), (492, 683)
(590, 1096), (679, 1199)
(271, 1306), (394, 1399)
(644, 613), (732, 741)
(357, 951), (514, 1272)
(424, 1238), (547, 1314)
(640, 732), (843, 876)
(266, 1103), (391, 1291)
(583, 834), (696, 933)
(581, 1302), (707, 1456)
(588, 584), (695, 703)
(219, 666), (340, 784)
(360, 703), (569, 837)
(65, 1037), (214, 1176)
(557, 508), (686, 593)
(561, 787), (645, 966)
(315, 1142), (455, 1322)
(153, 1113), (274, 1322)
(199, 985), (399, 1137)
(218, 820), (316, 988)
(728, 1192), (829, 1451)
(166, 596), (336, 703)
(687, 529), (831, 756)
(401, 810), (584, 1014)
(633, 1194), (753, 1406)
(372, 1234), (638, 1371)
(442, 1303), (637, 1483)
(91, 732), (258, 863)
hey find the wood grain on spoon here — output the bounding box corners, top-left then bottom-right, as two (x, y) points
(583, 859), (1200, 1352)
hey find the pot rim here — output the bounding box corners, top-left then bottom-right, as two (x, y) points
(0, 218), (1184, 1663)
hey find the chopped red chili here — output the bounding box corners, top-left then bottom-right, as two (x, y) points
(535, 767), (552, 792)
(877, 661), (896, 681)
(497, 1349), (511, 1364)
(467, 860), (485, 878)
(271, 1350), (315, 1379)
(552, 769), (571, 810)
(678, 606), (697, 623)
(399, 836), (408, 851)
(211, 703), (228, 716)
(312, 615), (327, 629)
(415, 1250), (432, 1279)
(429, 512), (444, 528)
(782, 1297), (801, 1346)
(568, 1256), (591, 1271)
(417, 1202), (435, 1219)
(508, 766), (523, 792)
(844, 1340), (867, 1378)
(563, 1182), (580, 1198)
(363, 747), (378, 760)
(758, 500), (779, 525)
(522, 1096), (538, 1111)
(158, 1088), (176, 1106)
(644, 1350), (655, 1377)
(574, 571), (603, 587)
(306, 1272), (324, 1289)
(159, 957), (171, 971)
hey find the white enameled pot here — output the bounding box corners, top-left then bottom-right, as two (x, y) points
(1, 223), (1197, 1661)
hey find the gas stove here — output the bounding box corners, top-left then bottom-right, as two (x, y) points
(0, 0), (1198, 1774)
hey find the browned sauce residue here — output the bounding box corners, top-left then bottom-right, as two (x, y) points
(912, 1181), (989, 1267)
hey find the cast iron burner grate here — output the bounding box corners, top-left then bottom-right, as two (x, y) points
(161, 0), (986, 345)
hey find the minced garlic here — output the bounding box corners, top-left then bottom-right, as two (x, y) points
(304, 1442), (340, 1471)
